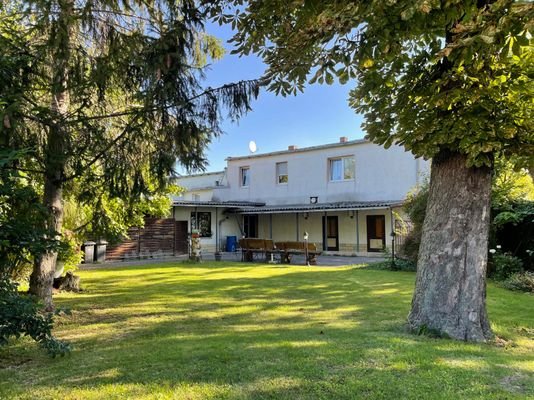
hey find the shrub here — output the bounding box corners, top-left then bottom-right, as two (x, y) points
(0, 278), (70, 357)
(392, 258), (417, 272)
(489, 252), (524, 281)
(57, 234), (83, 274)
(400, 182), (429, 263)
(500, 272), (534, 293)
(369, 258), (417, 272)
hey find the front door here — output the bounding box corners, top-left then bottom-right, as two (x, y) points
(367, 215), (386, 252)
(322, 216), (339, 251)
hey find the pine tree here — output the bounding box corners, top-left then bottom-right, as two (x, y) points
(1, 1), (259, 309)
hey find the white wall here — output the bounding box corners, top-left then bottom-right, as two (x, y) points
(172, 171), (225, 202)
(214, 141), (429, 205)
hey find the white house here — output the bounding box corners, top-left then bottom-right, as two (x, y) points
(171, 137), (429, 255)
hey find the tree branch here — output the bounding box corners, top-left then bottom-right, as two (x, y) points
(61, 114), (142, 182)
(65, 79), (260, 125)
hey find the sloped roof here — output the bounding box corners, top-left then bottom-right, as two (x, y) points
(227, 200), (403, 214)
(172, 200), (265, 208)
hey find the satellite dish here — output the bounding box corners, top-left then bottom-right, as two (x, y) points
(248, 140), (257, 153)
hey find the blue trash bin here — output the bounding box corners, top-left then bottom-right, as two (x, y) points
(226, 236), (237, 252)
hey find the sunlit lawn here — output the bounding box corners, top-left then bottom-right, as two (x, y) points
(0, 262), (533, 399)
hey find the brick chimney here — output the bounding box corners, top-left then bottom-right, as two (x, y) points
(288, 145), (298, 151)
(340, 136), (348, 143)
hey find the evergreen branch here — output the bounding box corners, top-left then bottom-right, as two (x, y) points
(61, 114), (142, 183)
(65, 79), (260, 124)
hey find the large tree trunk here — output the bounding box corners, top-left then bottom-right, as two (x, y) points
(29, 0), (72, 310)
(408, 151), (493, 342)
(30, 176), (63, 311)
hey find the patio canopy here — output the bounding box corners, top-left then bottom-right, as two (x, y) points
(172, 200), (265, 208)
(227, 200), (404, 215)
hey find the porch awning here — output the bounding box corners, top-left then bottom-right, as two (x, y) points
(228, 200), (404, 215)
(172, 200), (265, 208)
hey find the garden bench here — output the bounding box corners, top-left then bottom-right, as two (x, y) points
(239, 238), (280, 262)
(275, 241), (321, 265)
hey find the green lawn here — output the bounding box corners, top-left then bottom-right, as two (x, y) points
(1, 262), (533, 400)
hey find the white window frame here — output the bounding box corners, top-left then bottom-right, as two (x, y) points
(329, 156), (355, 182)
(240, 166), (250, 187)
(276, 162), (288, 185)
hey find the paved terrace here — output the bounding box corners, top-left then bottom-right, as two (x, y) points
(81, 252), (386, 269)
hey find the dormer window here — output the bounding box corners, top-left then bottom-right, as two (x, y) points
(240, 167), (250, 187)
(329, 156), (355, 181)
(276, 162), (288, 184)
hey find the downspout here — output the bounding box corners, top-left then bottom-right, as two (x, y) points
(234, 213), (244, 237)
(219, 210), (227, 250)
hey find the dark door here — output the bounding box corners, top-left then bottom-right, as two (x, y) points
(175, 221), (188, 254)
(322, 216), (339, 251)
(367, 215), (386, 252)
(243, 215), (258, 238)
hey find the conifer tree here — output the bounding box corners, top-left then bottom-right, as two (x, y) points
(1, 0), (258, 309)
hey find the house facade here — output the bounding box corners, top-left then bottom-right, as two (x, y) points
(172, 137), (429, 255)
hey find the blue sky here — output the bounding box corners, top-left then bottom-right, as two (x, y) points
(194, 23), (365, 172)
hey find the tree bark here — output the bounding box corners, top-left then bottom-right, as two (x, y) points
(29, 0), (72, 311)
(408, 151), (493, 342)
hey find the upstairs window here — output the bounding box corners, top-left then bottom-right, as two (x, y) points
(276, 162), (288, 184)
(240, 167), (250, 187)
(329, 156), (355, 181)
(192, 193), (200, 201)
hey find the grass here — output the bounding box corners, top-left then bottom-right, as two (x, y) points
(0, 262), (533, 400)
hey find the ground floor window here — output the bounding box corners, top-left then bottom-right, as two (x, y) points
(191, 212), (212, 237)
(243, 215), (258, 238)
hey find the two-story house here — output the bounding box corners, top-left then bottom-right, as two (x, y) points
(172, 137), (429, 255)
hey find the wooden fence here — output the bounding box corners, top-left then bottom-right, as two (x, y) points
(106, 218), (188, 261)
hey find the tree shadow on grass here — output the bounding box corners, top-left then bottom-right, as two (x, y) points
(1, 264), (533, 399)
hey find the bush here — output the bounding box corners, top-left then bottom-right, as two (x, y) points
(369, 258), (417, 272)
(393, 258), (417, 272)
(489, 252), (524, 281)
(500, 272), (534, 293)
(400, 182), (429, 263)
(0, 278), (70, 357)
(57, 234), (83, 274)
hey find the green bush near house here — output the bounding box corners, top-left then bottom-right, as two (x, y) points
(0, 262), (532, 400)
